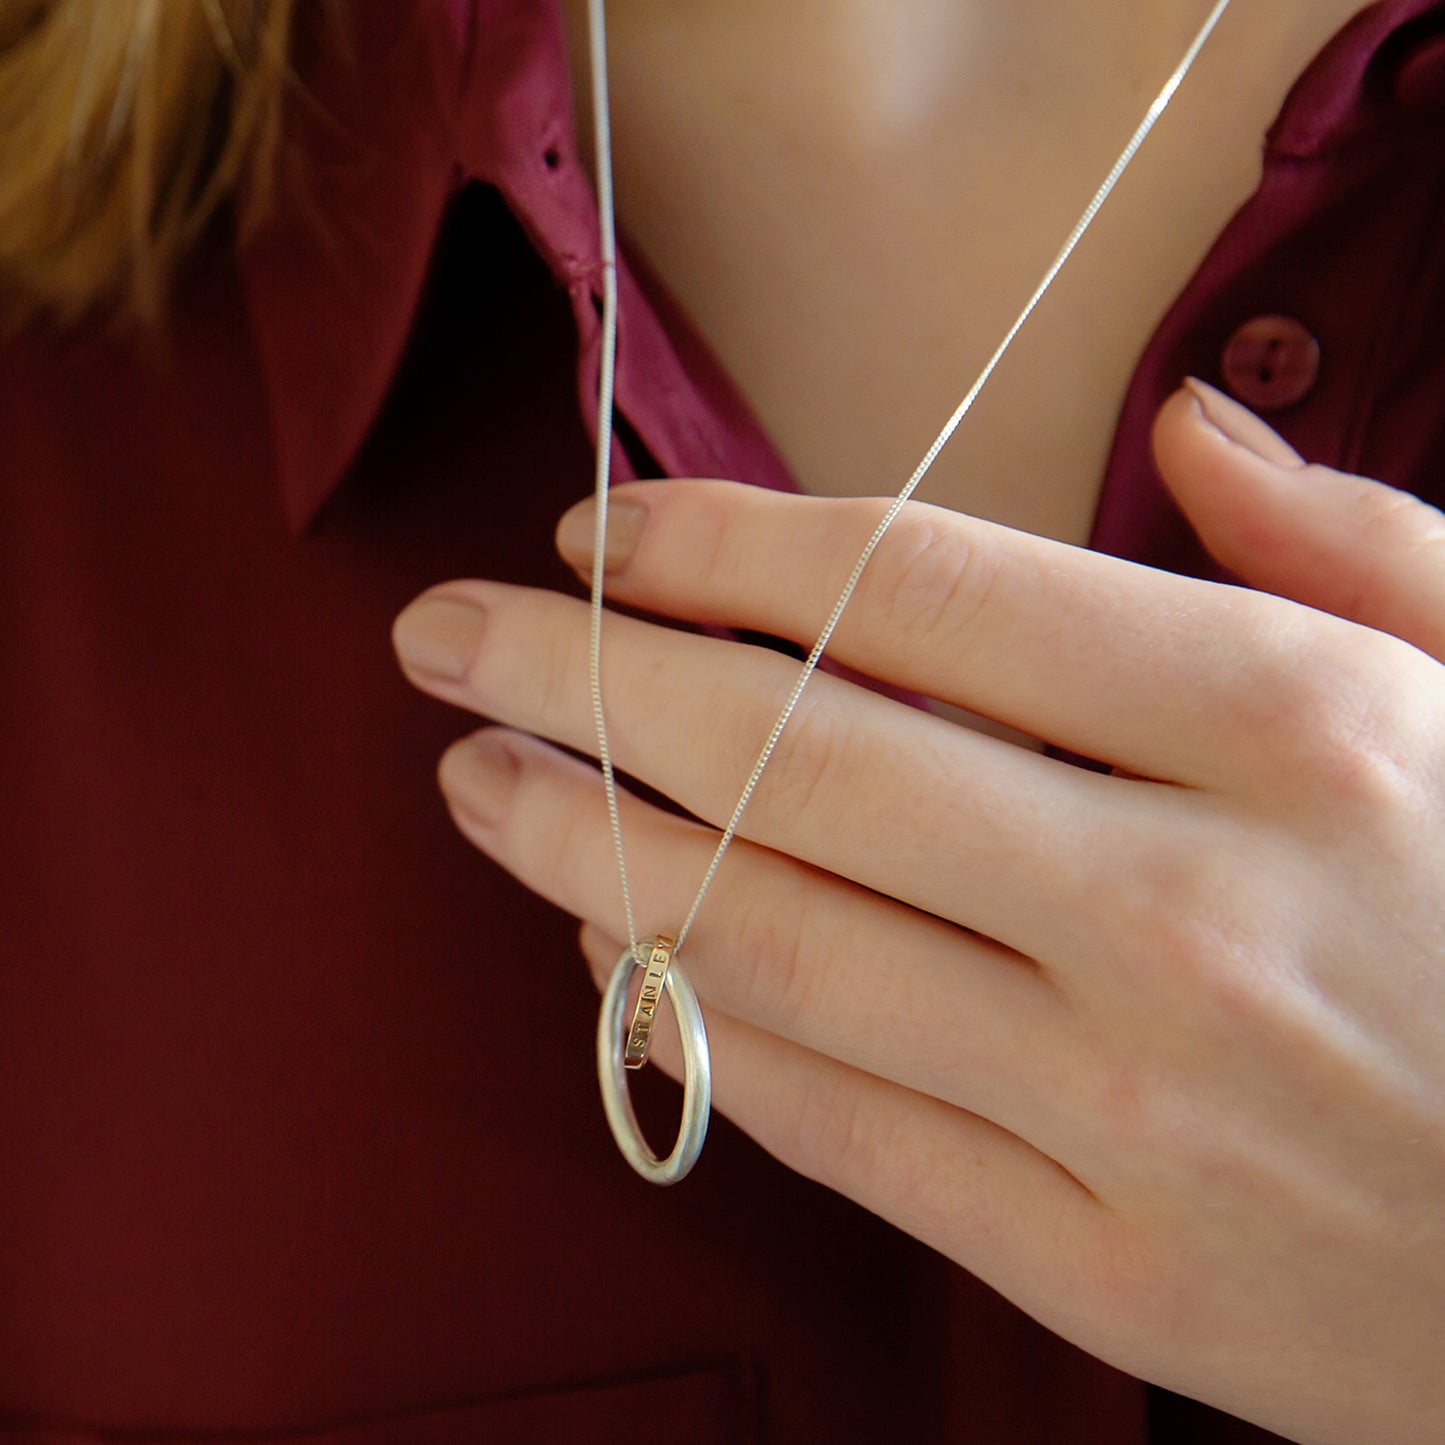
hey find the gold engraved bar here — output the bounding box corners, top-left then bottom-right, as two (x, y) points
(624, 935), (675, 1070)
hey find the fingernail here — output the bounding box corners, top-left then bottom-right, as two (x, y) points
(555, 495), (647, 574)
(393, 595), (487, 682)
(1183, 377), (1305, 469)
(441, 730), (520, 827)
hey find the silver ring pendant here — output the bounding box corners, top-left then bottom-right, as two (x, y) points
(597, 945), (710, 1184)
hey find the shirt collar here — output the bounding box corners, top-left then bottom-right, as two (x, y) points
(241, 0), (1444, 537)
(1267, 0), (1445, 157)
(241, 0), (792, 537)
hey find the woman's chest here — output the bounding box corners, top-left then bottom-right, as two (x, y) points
(564, 2), (1368, 544)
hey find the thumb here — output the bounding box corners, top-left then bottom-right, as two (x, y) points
(1152, 379), (1445, 661)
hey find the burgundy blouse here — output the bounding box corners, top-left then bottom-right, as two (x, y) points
(2, 2), (1443, 1441)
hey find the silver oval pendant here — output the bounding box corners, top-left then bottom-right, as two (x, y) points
(597, 943), (711, 1184)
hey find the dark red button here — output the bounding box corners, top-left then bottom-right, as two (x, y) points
(1393, 32), (1445, 116)
(1220, 315), (1320, 412)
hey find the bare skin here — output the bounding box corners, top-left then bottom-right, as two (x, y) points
(562, 0), (1370, 541)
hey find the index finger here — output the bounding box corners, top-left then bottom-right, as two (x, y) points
(559, 479), (1348, 789)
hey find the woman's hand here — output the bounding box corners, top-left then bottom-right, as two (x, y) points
(392, 381), (1445, 1445)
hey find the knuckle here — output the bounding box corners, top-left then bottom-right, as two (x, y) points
(1088, 1060), (1262, 1262)
(529, 599), (583, 725)
(1087, 1050), (1157, 1151)
(1106, 838), (1247, 986)
(1100, 836), (1315, 1043)
(1254, 636), (1429, 822)
(750, 689), (853, 830)
(700, 649), (796, 826)
(1335, 468), (1445, 565)
(686, 486), (735, 581)
(866, 505), (1003, 643)
(785, 1071), (880, 1187)
(1086, 1034), (1228, 1190)
(730, 879), (825, 1032)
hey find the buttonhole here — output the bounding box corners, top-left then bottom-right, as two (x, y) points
(1259, 338), (1281, 384)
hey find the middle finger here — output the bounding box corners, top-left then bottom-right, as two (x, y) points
(395, 581), (1185, 966)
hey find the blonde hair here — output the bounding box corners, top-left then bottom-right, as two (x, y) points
(0, 0), (295, 328)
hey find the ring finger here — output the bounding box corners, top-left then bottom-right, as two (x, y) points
(440, 726), (1098, 1163)
(574, 921), (1113, 1345)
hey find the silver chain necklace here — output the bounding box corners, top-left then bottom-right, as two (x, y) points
(587, 0), (1234, 1184)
